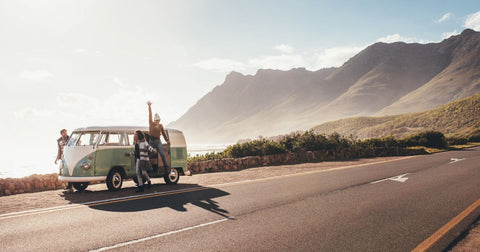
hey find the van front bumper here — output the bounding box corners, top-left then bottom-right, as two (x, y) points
(58, 176), (107, 182)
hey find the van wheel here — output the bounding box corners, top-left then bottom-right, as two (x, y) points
(106, 169), (123, 191)
(72, 182), (89, 192)
(164, 168), (180, 185)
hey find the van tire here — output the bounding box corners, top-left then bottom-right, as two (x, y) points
(72, 182), (89, 192)
(106, 168), (123, 191)
(164, 168), (180, 185)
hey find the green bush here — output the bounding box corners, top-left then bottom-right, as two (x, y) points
(188, 151), (227, 163)
(404, 131), (447, 148)
(446, 137), (469, 145)
(279, 131), (353, 152)
(224, 139), (287, 158)
(188, 130), (462, 163)
(358, 136), (400, 148)
(326, 132), (352, 150)
(280, 130), (329, 151)
(468, 130), (480, 142)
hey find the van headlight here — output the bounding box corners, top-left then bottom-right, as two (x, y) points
(81, 161), (91, 170)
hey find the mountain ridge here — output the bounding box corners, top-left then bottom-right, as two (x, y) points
(169, 29), (480, 143)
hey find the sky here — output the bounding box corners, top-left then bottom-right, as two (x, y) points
(1, 0), (480, 177)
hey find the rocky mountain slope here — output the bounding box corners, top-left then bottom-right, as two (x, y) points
(170, 29), (480, 143)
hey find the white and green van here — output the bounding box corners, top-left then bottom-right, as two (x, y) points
(58, 126), (188, 192)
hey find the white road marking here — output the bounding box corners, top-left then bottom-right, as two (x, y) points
(370, 173), (410, 184)
(0, 156), (417, 220)
(89, 218), (231, 251)
(0, 187), (206, 220)
(449, 158), (466, 164)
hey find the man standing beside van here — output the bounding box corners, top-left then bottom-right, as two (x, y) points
(147, 101), (170, 172)
(55, 129), (72, 190)
(55, 129), (69, 165)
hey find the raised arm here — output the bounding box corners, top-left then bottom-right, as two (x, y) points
(147, 101), (153, 124)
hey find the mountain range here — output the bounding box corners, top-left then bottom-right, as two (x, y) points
(169, 29), (480, 143)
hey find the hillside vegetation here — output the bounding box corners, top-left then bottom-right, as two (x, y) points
(312, 94), (480, 139)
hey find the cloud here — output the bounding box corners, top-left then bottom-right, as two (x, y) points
(248, 54), (306, 70)
(376, 34), (431, 44)
(193, 58), (247, 72)
(13, 107), (54, 119)
(442, 30), (459, 39)
(56, 92), (99, 112)
(113, 77), (124, 87)
(313, 46), (365, 68)
(19, 70), (54, 82)
(194, 45), (366, 73)
(72, 48), (87, 54)
(274, 44), (294, 54)
(55, 84), (161, 126)
(436, 12), (452, 23)
(377, 34), (414, 43)
(464, 11), (480, 31)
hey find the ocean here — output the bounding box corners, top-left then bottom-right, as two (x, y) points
(0, 144), (229, 179)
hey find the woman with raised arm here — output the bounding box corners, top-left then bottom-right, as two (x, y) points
(147, 101), (170, 173)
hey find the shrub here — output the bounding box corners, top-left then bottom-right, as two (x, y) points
(326, 132), (352, 150)
(282, 130), (329, 151)
(188, 130), (463, 163)
(279, 131), (355, 152)
(359, 136), (400, 148)
(188, 151), (227, 163)
(224, 139), (287, 158)
(468, 130), (480, 142)
(404, 131), (447, 148)
(446, 137), (469, 145)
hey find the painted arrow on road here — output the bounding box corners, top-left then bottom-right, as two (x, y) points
(449, 158), (466, 164)
(370, 173), (410, 184)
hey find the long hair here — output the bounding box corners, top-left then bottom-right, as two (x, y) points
(136, 130), (145, 140)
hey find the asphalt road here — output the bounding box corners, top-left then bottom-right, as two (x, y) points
(1, 147), (480, 251)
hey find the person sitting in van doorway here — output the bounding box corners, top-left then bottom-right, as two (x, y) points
(133, 130), (156, 192)
(147, 101), (170, 172)
(55, 129), (72, 191)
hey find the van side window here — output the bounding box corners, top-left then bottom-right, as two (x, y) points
(98, 134), (107, 145)
(127, 134), (135, 145)
(108, 133), (121, 145)
(100, 133), (128, 146)
(119, 133), (128, 146)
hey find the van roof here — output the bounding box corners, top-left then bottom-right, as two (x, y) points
(72, 126), (183, 133)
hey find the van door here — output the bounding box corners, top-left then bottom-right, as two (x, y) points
(95, 132), (134, 177)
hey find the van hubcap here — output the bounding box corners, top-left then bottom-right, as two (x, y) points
(113, 173), (121, 187)
(168, 169), (178, 181)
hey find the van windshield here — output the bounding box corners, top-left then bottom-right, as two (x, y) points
(68, 132), (100, 146)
